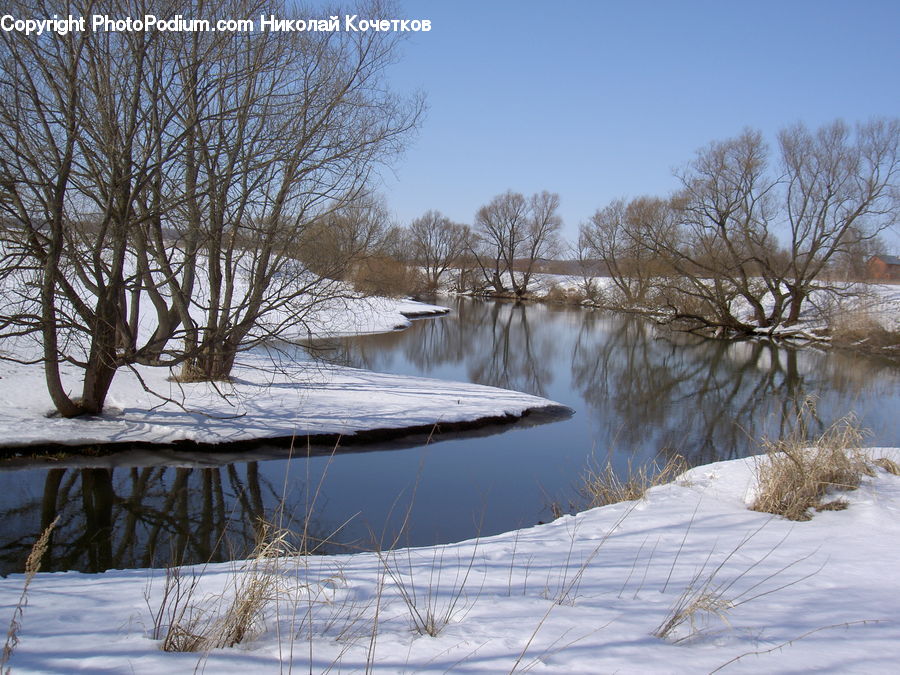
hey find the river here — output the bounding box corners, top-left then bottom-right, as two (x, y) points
(1, 297), (897, 574)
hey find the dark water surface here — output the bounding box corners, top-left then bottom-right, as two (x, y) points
(2, 297), (898, 574)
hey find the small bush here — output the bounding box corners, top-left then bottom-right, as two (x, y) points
(543, 284), (586, 305)
(751, 413), (874, 521)
(351, 256), (427, 297)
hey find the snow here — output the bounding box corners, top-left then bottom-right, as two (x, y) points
(2, 449), (899, 673)
(301, 294), (449, 337)
(0, 295), (552, 449)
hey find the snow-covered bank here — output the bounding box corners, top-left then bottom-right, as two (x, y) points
(0, 296), (555, 450)
(458, 272), (900, 338)
(303, 295), (449, 337)
(2, 450), (899, 673)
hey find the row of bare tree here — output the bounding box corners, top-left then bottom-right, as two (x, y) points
(0, 0), (422, 417)
(577, 120), (899, 334)
(400, 190), (563, 297)
(400, 121), (898, 325)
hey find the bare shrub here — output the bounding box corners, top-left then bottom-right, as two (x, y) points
(751, 412), (874, 521)
(580, 453), (688, 509)
(351, 256), (427, 297)
(831, 317), (900, 357)
(544, 284), (586, 305)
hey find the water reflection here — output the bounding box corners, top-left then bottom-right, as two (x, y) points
(568, 314), (813, 465)
(322, 299), (557, 396)
(0, 463), (311, 575)
(2, 297), (897, 575)
(323, 298), (897, 467)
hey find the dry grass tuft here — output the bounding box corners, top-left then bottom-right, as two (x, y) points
(751, 412), (874, 521)
(153, 521), (297, 652)
(580, 453), (688, 509)
(2, 517), (59, 670)
(873, 456), (900, 476)
(655, 587), (735, 642)
(815, 498), (850, 512)
(377, 541), (482, 637)
(653, 520), (823, 644)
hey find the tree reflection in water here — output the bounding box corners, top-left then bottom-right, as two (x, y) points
(0, 462), (335, 575)
(327, 296), (897, 470)
(2, 297), (897, 575)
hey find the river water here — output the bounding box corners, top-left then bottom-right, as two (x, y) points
(1, 297), (898, 574)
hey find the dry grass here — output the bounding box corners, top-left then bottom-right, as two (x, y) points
(378, 544), (482, 637)
(1, 517), (59, 670)
(653, 520), (822, 644)
(825, 299), (900, 360)
(152, 521), (297, 652)
(351, 256), (427, 297)
(580, 453), (688, 509)
(750, 412), (876, 521)
(874, 456), (900, 475)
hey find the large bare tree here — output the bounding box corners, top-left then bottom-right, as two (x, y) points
(0, 0), (423, 414)
(778, 119), (900, 324)
(583, 121), (899, 335)
(0, 0), (187, 415)
(659, 129), (786, 332)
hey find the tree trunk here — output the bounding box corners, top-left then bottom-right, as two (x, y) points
(80, 296), (121, 414)
(785, 288), (806, 326)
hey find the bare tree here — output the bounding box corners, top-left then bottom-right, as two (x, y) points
(155, 3), (422, 380)
(472, 190), (562, 297)
(571, 229), (602, 302)
(295, 197), (393, 281)
(581, 120), (899, 335)
(0, 0), (188, 415)
(407, 210), (470, 290)
(778, 119), (900, 324)
(582, 131), (785, 333)
(0, 0), (423, 413)
(660, 129), (787, 332)
(581, 196), (673, 307)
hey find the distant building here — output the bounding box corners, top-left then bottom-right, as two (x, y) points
(867, 254), (900, 281)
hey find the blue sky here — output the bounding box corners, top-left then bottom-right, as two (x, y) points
(377, 0), (900, 244)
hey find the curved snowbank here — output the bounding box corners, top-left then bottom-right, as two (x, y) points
(0, 296), (554, 450)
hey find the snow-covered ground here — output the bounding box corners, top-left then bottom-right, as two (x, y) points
(2, 449), (899, 673)
(0, 295), (557, 449)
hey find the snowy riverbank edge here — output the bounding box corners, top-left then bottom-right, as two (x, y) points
(1, 449), (899, 673)
(0, 297), (564, 451)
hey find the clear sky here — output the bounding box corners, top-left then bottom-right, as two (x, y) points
(376, 0), (900, 245)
